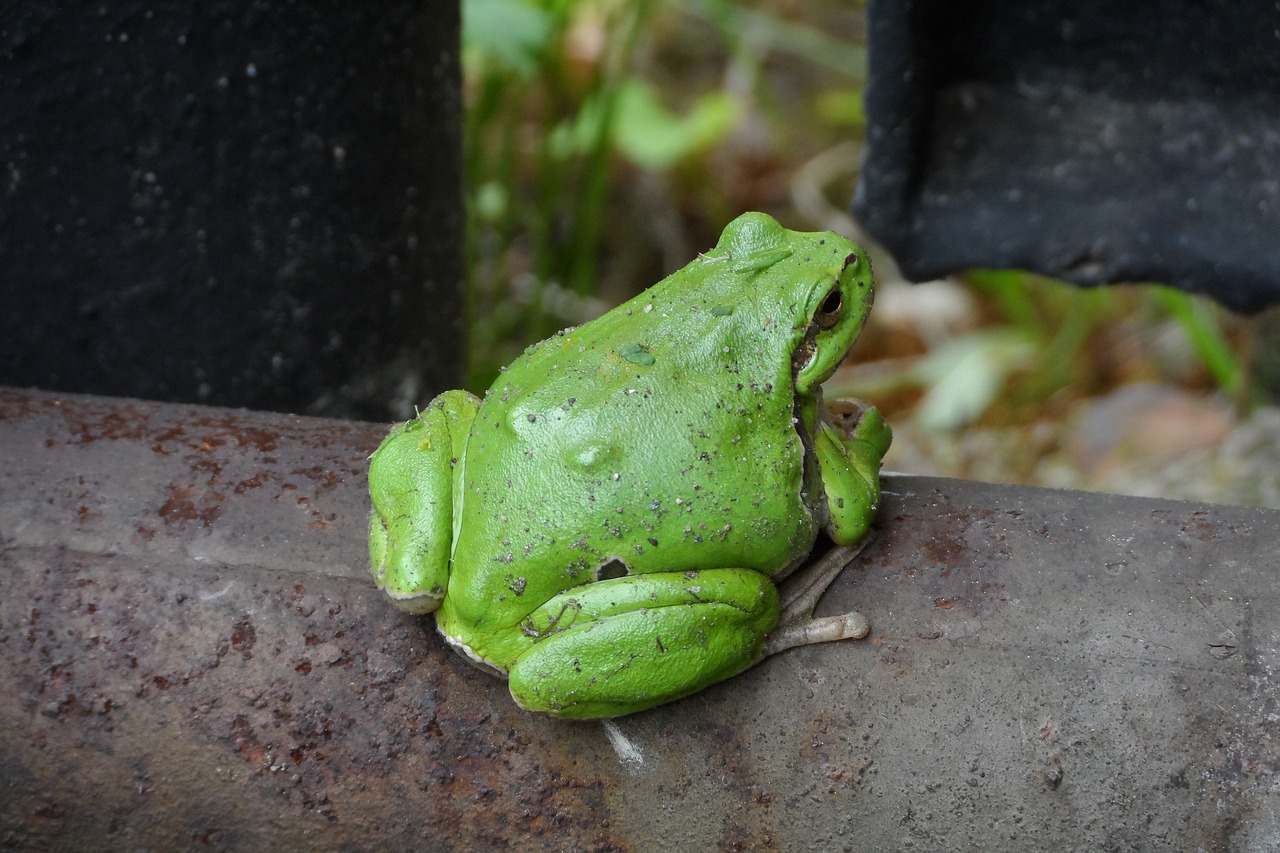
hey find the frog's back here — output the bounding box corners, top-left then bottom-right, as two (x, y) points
(447, 252), (824, 632)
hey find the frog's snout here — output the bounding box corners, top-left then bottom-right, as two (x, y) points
(841, 250), (874, 316)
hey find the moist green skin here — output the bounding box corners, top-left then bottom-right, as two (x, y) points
(368, 211), (891, 719)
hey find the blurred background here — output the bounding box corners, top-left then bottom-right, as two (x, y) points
(461, 0), (1280, 508)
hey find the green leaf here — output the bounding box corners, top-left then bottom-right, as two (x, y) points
(814, 90), (865, 128)
(913, 330), (1038, 431)
(1154, 286), (1241, 395)
(611, 80), (742, 170)
(462, 0), (555, 77)
(472, 180), (508, 222)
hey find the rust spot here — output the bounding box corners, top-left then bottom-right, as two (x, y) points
(230, 617), (256, 656)
(230, 714), (269, 766)
(0, 388), (44, 420)
(63, 408), (154, 446)
(865, 504), (1016, 623)
(921, 535), (967, 573)
(216, 422), (281, 455)
(309, 514), (336, 532)
(26, 607), (43, 646)
(190, 457), (223, 482)
(158, 484), (224, 528)
(1152, 508), (1254, 545)
(292, 465), (343, 492)
(1180, 510), (1221, 542)
(234, 471), (272, 494)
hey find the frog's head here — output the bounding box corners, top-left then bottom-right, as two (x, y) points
(715, 212), (874, 397)
(789, 235), (873, 396)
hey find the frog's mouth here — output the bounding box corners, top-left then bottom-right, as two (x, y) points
(791, 334), (818, 382)
(790, 286), (846, 382)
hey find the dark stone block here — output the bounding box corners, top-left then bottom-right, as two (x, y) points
(854, 0), (1280, 313)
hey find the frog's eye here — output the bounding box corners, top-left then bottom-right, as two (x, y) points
(814, 287), (843, 329)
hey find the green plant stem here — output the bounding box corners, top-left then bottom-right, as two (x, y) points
(1154, 286), (1242, 400)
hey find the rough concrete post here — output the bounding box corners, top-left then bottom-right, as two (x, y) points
(0, 4), (463, 418)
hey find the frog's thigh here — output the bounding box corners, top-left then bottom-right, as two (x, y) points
(368, 389), (479, 612)
(814, 421), (884, 546)
(508, 569), (779, 719)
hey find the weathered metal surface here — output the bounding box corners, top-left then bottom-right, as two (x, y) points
(1, 386), (1278, 850)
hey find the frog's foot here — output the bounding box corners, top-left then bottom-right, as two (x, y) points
(825, 398), (893, 459)
(761, 538), (871, 658)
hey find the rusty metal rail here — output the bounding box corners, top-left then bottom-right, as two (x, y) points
(1, 386), (1278, 849)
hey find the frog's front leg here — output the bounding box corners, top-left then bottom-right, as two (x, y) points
(795, 398), (889, 650)
(498, 569), (780, 719)
(368, 389), (479, 614)
(813, 398), (892, 545)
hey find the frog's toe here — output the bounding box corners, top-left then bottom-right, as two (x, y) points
(764, 539), (872, 657)
(763, 610), (869, 656)
(854, 408), (893, 458)
(827, 400), (892, 457)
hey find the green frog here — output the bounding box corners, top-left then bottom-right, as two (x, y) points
(368, 212), (891, 719)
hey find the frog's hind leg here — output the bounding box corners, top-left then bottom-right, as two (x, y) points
(505, 569), (779, 719)
(762, 537), (871, 658)
(368, 389), (479, 614)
